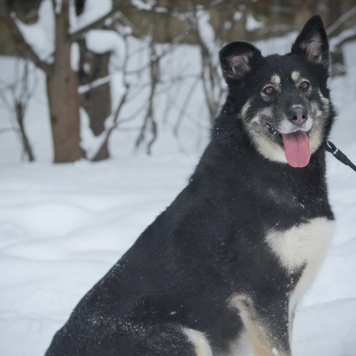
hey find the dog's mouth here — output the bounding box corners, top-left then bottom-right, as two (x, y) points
(265, 123), (311, 168)
(266, 123), (283, 140)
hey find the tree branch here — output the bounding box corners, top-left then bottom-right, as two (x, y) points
(0, 8), (52, 75)
(69, 6), (119, 42)
(326, 6), (356, 36)
(135, 23), (160, 154)
(90, 30), (131, 161)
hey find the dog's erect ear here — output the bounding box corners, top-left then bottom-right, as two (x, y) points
(291, 15), (329, 69)
(219, 42), (262, 84)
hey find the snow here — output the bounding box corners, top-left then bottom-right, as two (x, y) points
(0, 57), (52, 162)
(14, 0), (54, 62)
(70, 42), (80, 71)
(234, 12), (243, 22)
(1, 16), (356, 356)
(131, 0), (156, 11)
(246, 14), (264, 31)
(195, 8), (217, 52)
(14, 0), (115, 64)
(70, 0), (112, 33)
(86, 29), (124, 57)
(85, 29), (125, 70)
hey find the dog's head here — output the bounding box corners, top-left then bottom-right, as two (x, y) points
(219, 15), (333, 168)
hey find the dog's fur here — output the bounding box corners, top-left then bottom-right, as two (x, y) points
(46, 16), (335, 356)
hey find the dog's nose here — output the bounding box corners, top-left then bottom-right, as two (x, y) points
(288, 107), (308, 126)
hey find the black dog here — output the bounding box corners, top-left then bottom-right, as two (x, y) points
(47, 15), (335, 356)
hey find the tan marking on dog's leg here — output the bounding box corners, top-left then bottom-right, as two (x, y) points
(230, 295), (290, 356)
(266, 217), (334, 346)
(228, 329), (254, 356)
(182, 328), (213, 356)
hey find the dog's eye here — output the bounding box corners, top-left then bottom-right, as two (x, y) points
(299, 81), (310, 91)
(263, 86), (276, 95)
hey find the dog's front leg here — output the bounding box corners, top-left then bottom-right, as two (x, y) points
(231, 295), (291, 356)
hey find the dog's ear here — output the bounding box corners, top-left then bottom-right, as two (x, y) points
(219, 42), (262, 84)
(291, 15), (329, 69)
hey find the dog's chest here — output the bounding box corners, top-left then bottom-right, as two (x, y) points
(266, 217), (334, 312)
(265, 217), (334, 272)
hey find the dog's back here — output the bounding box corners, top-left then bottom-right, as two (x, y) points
(47, 15), (335, 356)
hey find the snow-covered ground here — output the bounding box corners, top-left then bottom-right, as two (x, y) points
(0, 29), (356, 356)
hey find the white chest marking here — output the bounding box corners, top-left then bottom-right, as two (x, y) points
(266, 217), (334, 341)
(265, 217), (334, 271)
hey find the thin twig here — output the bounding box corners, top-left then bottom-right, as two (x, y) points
(327, 6), (356, 36)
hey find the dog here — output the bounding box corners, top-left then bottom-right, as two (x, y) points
(46, 15), (335, 356)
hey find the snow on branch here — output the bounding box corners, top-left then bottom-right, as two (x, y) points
(0, 8), (52, 75)
(69, 0), (118, 42)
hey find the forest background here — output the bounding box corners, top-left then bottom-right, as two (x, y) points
(1, 0), (355, 163)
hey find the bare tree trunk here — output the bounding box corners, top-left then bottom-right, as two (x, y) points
(78, 39), (112, 161)
(48, 0), (83, 163)
(1, 0), (124, 162)
(189, 3), (223, 124)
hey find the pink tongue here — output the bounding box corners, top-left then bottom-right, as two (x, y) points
(282, 131), (310, 168)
